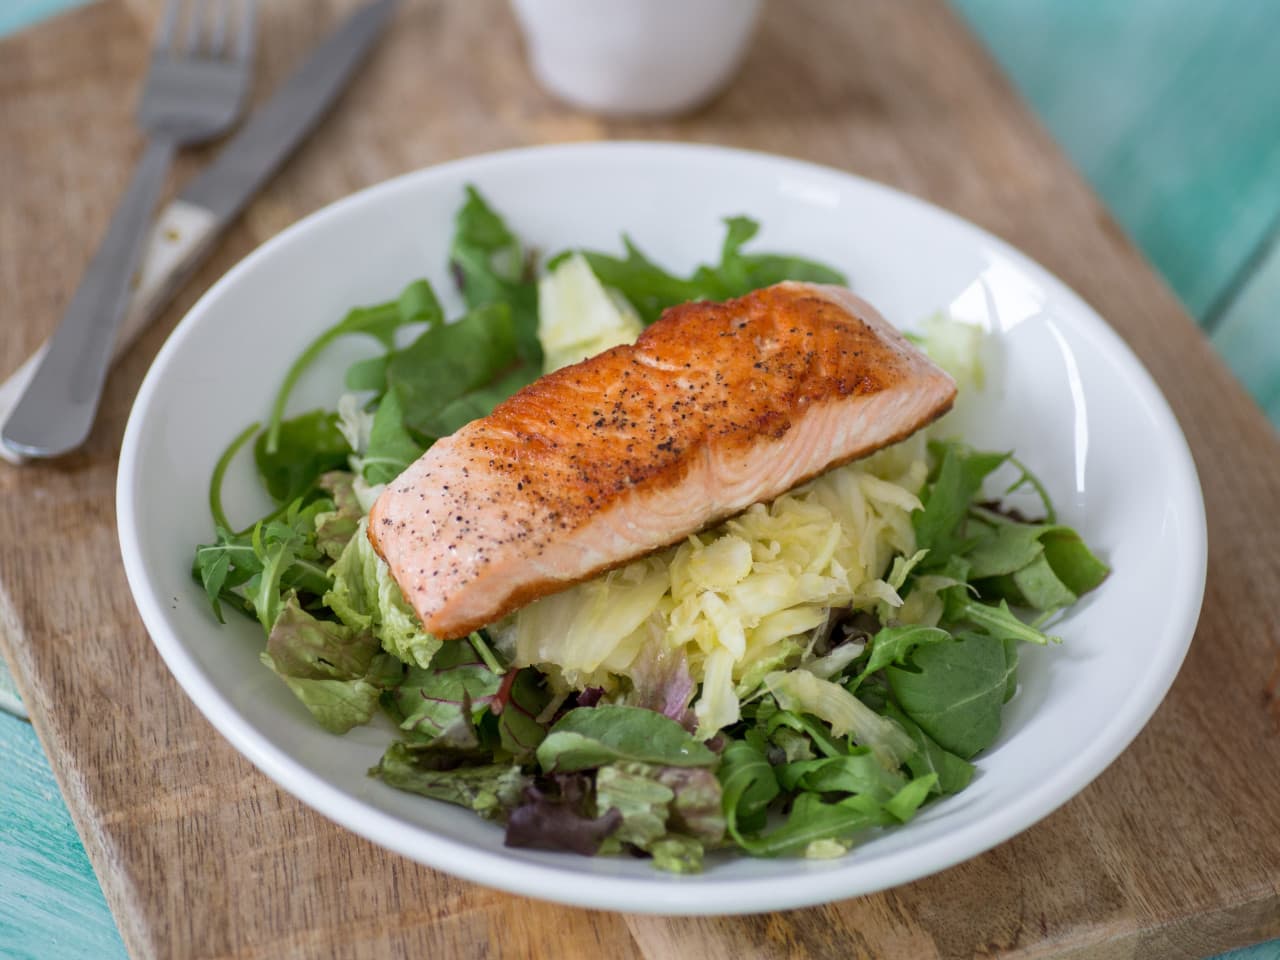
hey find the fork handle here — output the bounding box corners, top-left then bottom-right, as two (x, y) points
(2, 136), (177, 458)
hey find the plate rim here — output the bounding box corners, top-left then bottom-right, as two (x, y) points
(117, 140), (1207, 914)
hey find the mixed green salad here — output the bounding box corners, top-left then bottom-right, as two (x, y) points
(194, 188), (1108, 872)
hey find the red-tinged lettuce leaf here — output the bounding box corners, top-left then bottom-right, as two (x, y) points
(314, 471), (361, 560)
(656, 767), (725, 846)
(261, 595), (401, 734)
(592, 763), (725, 868)
(265, 595), (377, 679)
(624, 646), (696, 727)
(504, 773), (622, 856)
(371, 742), (527, 819)
(495, 668), (552, 760)
(389, 641), (503, 740)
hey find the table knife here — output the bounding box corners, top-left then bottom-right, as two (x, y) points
(0, 0), (398, 463)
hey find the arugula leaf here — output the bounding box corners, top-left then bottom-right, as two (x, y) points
(764, 708), (845, 759)
(264, 278), (443, 453)
(253, 410), (351, 505)
(372, 742), (527, 818)
(886, 632), (1018, 758)
(718, 740), (780, 840)
(731, 775), (935, 858)
(386, 302), (521, 438)
(883, 702), (974, 796)
(965, 510), (1109, 613)
(913, 442), (1010, 565)
(193, 505), (333, 626)
(776, 750), (908, 802)
(1040, 528), (1110, 596)
(847, 625), (951, 691)
(537, 705), (716, 772)
(359, 390), (424, 485)
(416, 363), (540, 438)
(450, 186), (542, 366)
(964, 517), (1050, 580)
(958, 597), (1058, 646)
(344, 354), (389, 392)
(563, 217), (847, 325)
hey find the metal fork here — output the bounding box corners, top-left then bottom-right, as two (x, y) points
(2, 0), (255, 459)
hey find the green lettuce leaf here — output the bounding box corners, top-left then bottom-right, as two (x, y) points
(324, 517), (442, 667)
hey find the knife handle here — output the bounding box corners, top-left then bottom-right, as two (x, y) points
(0, 199), (218, 465)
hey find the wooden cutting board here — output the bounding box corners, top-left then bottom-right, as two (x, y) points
(3, 1), (1279, 957)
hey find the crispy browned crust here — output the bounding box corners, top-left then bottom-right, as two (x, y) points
(421, 393), (955, 635)
(369, 282), (956, 638)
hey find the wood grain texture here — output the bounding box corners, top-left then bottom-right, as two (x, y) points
(2, 2), (1280, 959)
(1211, 235), (1280, 426)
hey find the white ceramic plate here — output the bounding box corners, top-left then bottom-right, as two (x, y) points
(118, 143), (1206, 914)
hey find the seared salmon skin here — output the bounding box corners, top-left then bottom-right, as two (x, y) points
(369, 282), (957, 638)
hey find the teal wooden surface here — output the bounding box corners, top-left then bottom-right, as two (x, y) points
(954, 0), (1280, 430)
(1, 2), (1278, 958)
(0, 0), (92, 36)
(951, 0), (1280, 324)
(0, 710), (127, 960)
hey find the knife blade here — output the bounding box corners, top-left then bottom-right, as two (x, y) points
(0, 0), (398, 464)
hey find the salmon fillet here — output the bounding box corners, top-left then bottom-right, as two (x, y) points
(369, 281), (956, 639)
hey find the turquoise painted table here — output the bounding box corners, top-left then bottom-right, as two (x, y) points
(1, 1), (1278, 957)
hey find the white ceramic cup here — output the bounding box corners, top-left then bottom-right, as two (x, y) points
(510, 0), (765, 116)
